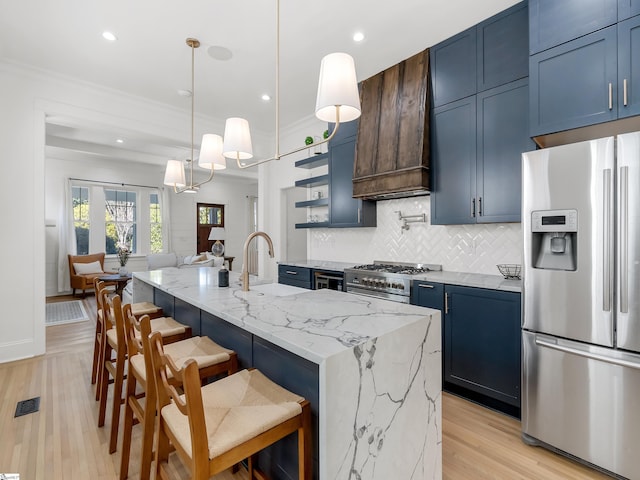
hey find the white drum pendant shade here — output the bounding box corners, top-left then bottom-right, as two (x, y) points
(163, 160), (186, 187)
(198, 134), (227, 170)
(315, 52), (361, 123)
(223, 117), (254, 160)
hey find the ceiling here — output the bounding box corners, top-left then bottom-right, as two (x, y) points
(1, 0), (520, 177)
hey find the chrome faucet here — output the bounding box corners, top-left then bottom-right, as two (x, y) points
(241, 231), (274, 291)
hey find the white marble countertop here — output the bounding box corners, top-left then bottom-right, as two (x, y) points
(277, 259), (357, 272)
(413, 270), (522, 293)
(133, 267), (437, 364)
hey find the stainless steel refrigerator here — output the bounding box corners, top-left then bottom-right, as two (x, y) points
(522, 132), (640, 480)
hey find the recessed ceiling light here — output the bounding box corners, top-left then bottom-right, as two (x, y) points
(353, 32), (365, 43)
(102, 31), (117, 42)
(261, 94), (271, 101)
(116, 139), (124, 143)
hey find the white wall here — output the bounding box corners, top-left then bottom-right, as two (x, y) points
(0, 60), (262, 363)
(44, 156), (258, 296)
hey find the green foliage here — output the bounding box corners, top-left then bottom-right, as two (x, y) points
(305, 136), (314, 145)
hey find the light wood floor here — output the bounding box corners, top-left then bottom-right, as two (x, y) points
(0, 296), (612, 480)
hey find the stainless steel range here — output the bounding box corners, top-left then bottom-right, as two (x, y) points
(344, 261), (442, 303)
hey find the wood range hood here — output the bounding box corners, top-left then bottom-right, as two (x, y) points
(353, 48), (431, 200)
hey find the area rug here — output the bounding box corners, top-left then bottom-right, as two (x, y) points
(45, 300), (89, 326)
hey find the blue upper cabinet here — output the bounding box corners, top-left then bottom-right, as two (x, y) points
(431, 26), (477, 107)
(432, 1), (529, 108)
(618, 0), (640, 20)
(529, 27), (618, 137)
(618, 15), (640, 118)
(477, 79), (534, 223)
(477, 1), (529, 91)
(431, 97), (477, 225)
(529, 0), (618, 54)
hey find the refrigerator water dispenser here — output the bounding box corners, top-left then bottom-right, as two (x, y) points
(531, 209), (577, 271)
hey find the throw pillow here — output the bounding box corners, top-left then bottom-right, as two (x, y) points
(74, 261), (104, 275)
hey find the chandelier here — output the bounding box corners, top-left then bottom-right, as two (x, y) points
(163, 38), (226, 194)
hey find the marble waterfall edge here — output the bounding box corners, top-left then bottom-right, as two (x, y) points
(321, 312), (442, 480)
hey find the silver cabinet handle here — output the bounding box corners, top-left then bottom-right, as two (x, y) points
(535, 337), (640, 370)
(444, 292), (449, 314)
(418, 284), (435, 289)
(478, 196), (483, 216)
(603, 169), (612, 312)
(471, 198), (476, 218)
(285, 270), (298, 275)
(620, 166), (629, 313)
(624, 78), (628, 107)
(609, 82), (613, 110)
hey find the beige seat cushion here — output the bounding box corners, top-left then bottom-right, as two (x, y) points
(130, 336), (233, 381)
(131, 302), (162, 316)
(149, 317), (187, 337)
(162, 369), (303, 459)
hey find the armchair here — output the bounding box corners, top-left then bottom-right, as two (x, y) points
(68, 253), (112, 297)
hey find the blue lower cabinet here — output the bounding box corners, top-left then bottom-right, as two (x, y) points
(444, 285), (521, 413)
(200, 311), (253, 370)
(278, 265), (312, 289)
(173, 297), (201, 336)
(253, 337), (319, 480)
(153, 288), (175, 318)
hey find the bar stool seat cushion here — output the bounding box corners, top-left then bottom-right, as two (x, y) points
(161, 369), (303, 459)
(130, 336), (233, 381)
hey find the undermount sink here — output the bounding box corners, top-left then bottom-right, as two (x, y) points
(248, 283), (308, 297)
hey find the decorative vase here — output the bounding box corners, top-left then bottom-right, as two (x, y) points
(118, 266), (128, 275)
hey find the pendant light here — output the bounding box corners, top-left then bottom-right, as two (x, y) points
(222, 0), (361, 168)
(163, 38), (226, 193)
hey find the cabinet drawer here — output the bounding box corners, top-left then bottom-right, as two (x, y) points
(278, 265), (312, 289)
(411, 281), (445, 310)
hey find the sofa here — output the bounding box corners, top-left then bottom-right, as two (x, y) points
(68, 253), (113, 297)
(146, 252), (224, 270)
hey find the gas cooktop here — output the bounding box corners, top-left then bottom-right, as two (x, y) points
(350, 261), (443, 275)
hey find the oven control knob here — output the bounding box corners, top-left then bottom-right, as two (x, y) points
(397, 283), (404, 290)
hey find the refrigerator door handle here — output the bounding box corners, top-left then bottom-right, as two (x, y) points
(535, 337), (640, 370)
(603, 168), (613, 312)
(620, 165), (629, 314)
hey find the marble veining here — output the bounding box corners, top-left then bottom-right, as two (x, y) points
(414, 270), (522, 293)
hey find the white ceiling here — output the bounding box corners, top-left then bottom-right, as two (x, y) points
(1, 0), (520, 176)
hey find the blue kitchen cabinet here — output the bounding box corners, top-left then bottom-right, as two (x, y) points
(200, 311), (253, 370)
(431, 27), (477, 107)
(528, 0), (617, 54)
(431, 1), (528, 108)
(529, 26), (618, 137)
(328, 132), (376, 228)
(278, 264), (313, 289)
(431, 79), (530, 225)
(253, 336), (319, 480)
(619, 0), (640, 19)
(444, 285), (521, 413)
(410, 281), (445, 311)
(173, 297), (201, 336)
(618, 15), (640, 118)
(477, 1), (529, 92)
(477, 78), (534, 223)
(431, 96), (477, 225)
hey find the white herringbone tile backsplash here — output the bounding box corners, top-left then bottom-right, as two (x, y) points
(309, 196), (523, 275)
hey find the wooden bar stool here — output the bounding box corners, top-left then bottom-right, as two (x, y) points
(97, 294), (192, 455)
(119, 307), (238, 480)
(148, 330), (312, 480)
(91, 278), (164, 387)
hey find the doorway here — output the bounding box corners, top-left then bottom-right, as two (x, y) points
(196, 203), (224, 254)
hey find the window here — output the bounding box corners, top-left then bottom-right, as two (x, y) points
(70, 183), (163, 256)
(72, 186), (90, 255)
(150, 193), (163, 253)
(105, 189), (137, 254)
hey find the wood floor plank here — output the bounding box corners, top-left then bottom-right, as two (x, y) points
(0, 295), (616, 479)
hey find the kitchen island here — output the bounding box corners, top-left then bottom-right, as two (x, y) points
(132, 267), (441, 480)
